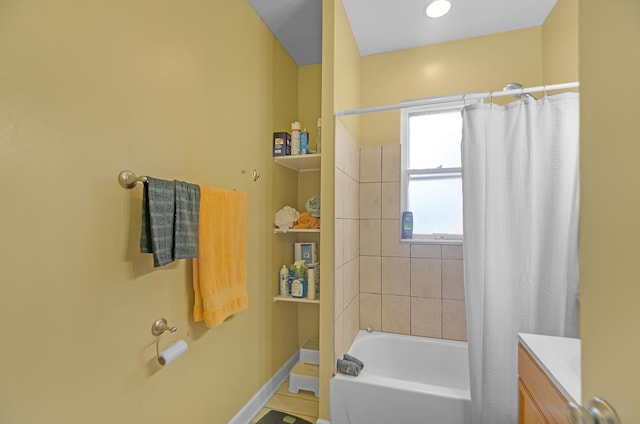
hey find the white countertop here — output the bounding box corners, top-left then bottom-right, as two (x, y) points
(519, 333), (581, 405)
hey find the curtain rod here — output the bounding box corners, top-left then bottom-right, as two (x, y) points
(335, 81), (580, 117)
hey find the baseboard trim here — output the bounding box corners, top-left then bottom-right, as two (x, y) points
(228, 352), (299, 424)
(316, 419), (331, 424)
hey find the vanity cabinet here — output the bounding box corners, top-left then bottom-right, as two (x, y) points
(518, 343), (570, 424)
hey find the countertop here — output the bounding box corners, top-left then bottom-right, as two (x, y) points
(518, 333), (581, 405)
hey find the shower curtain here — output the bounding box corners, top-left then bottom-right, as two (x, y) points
(461, 93), (580, 424)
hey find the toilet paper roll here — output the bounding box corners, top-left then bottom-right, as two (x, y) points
(158, 339), (188, 366)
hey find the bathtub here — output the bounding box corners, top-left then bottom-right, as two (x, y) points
(330, 330), (471, 424)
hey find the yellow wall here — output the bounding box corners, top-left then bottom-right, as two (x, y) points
(319, 0), (337, 417)
(318, 0), (363, 418)
(542, 0), (579, 84)
(298, 64), (323, 152)
(333, 0), (362, 141)
(579, 0), (640, 421)
(0, 0), (301, 422)
(359, 28), (544, 146)
(296, 170), (321, 346)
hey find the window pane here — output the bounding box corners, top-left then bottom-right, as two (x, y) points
(408, 110), (462, 169)
(408, 175), (462, 235)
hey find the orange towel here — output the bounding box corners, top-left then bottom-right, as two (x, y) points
(293, 212), (319, 229)
(192, 186), (248, 328)
(293, 212), (312, 229)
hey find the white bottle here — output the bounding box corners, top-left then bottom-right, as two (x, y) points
(315, 117), (322, 154)
(307, 266), (316, 300)
(291, 121), (301, 155)
(279, 265), (289, 296)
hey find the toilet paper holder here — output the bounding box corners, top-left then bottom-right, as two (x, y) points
(151, 318), (177, 364)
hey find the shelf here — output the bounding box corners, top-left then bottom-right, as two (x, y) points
(273, 294), (320, 304)
(274, 153), (321, 172)
(273, 228), (320, 234)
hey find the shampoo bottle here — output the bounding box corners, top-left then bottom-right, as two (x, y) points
(401, 211), (413, 239)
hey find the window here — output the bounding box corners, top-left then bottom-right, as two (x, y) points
(400, 100), (473, 241)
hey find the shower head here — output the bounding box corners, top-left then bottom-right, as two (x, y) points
(503, 82), (536, 100)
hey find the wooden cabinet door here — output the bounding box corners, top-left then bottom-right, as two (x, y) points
(518, 344), (571, 423)
(519, 378), (549, 424)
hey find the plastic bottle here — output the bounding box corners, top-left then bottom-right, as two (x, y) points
(291, 121), (301, 155)
(279, 265), (289, 296)
(401, 211), (413, 239)
(300, 129), (308, 154)
(291, 278), (307, 298)
(307, 265), (316, 300)
(315, 117), (322, 154)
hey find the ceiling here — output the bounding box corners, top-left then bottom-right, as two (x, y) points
(247, 0), (558, 66)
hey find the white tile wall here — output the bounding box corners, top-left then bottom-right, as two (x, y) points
(343, 219), (359, 262)
(336, 134), (468, 356)
(343, 258), (360, 306)
(411, 297), (442, 338)
(334, 119), (361, 361)
(410, 258), (442, 298)
(334, 266), (344, 321)
(334, 168), (345, 219)
(381, 145), (401, 182)
(359, 220), (381, 256)
(381, 257), (411, 296)
(359, 293), (381, 331)
(442, 259), (465, 300)
(360, 146), (381, 183)
(381, 182), (400, 219)
(381, 219), (410, 257)
(381, 295), (411, 335)
(357, 144), (467, 342)
(443, 299), (467, 341)
(359, 256), (381, 293)
(345, 177), (359, 219)
(359, 183), (381, 219)
(334, 219), (344, 269)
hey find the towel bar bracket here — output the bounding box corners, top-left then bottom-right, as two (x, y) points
(118, 170), (148, 189)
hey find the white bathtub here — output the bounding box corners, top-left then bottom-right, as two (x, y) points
(330, 330), (471, 424)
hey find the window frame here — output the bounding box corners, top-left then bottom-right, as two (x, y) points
(400, 100), (475, 243)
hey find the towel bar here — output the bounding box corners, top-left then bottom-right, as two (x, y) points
(118, 169), (260, 188)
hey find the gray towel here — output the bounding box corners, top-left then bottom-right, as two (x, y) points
(343, 354), (364, 369)
(140, 177), (176, 267)
(174, 181), (200, 259)
(337, 358), (362, 376)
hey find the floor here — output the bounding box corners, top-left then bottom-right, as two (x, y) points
(249, 379), (319, 423)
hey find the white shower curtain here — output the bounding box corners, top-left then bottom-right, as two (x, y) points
(461, 93), (580, 424)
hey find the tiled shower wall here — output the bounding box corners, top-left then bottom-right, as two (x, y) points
(334, 119), (361, 363)
(358, 146), (467, 342)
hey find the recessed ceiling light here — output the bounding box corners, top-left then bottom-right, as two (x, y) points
(425, 0), (451, 18)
